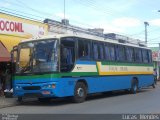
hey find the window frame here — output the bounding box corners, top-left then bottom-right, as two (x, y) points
(115, 44), (126, 62)
(134, 48), (143, 63)
(125, 46), (135, 63)
(92, 41), (105, 61)
(77, 38), (92, 60)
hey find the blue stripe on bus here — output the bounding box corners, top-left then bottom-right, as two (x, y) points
(76, 60), (96, 65)
(14, 74), (154, 98)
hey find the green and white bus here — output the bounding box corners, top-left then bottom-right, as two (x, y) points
(13, 34), (154, 103)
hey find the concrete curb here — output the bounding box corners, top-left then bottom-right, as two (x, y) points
(0, 97), (18, 109)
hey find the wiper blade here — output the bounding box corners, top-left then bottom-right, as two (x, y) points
(21, 65), (31, 73)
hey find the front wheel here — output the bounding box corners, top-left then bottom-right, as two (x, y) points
(73, 82), (87, 103)
(17, 97), (23, 103)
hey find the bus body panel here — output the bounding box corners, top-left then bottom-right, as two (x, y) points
(13, 74), (154, 98)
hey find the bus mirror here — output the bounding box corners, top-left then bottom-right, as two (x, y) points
(27, 43), (34, 48)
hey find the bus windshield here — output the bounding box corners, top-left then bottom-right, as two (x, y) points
(16, 39), (58, 74)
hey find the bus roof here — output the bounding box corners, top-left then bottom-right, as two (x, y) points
(21, 33), (150, 50)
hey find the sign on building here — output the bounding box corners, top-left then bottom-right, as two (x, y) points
(0, 13), (48, 52)
(152, 50), (160, 62)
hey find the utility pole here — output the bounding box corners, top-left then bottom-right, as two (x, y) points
(64, 0), (65, 20)
(144, 22), (149, 44)
(159, 43), (160, 61)
(158, 10), (160, 62)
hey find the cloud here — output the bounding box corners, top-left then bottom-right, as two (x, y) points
(112, 17), (141, 27)
(0, 2), (11, 7)
(89, 21), (125, 33)
(55, 13), (70, 19)
(103, 25), (125, 33)
(54, 12), (82, 22)
(105, 0), (139, 13)
(150, 19), (160, 26)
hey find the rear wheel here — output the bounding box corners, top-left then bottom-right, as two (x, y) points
(73, 82), (87, 103)
(130, 80), (138, 94)
(152, 82), (156, 88)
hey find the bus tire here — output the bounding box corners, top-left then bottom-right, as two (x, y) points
(17, 97), (23, 103)
(152, 83), (156, 88)
(130, 80), (138, 94)
(73, 82), (87, 103)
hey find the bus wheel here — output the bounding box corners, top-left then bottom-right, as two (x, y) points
(73, 82), (87, 103)
(17, 97), (23, 103)
(130, 80), (138, 94)
(152, 82), (156, 88)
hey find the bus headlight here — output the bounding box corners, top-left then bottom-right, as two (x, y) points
(42, 84), (56, 89)
(15, 85), (21, 89)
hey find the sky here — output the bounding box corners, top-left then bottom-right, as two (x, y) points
(0, 0), (160, 47)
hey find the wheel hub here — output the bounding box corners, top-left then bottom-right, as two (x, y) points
(77, 88), (84, 97)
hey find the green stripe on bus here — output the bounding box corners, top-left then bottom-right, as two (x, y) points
(101, 61), (153, 66)
(14, 72), (98, 80)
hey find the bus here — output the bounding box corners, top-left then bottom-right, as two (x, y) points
(13, 34), (155, 103)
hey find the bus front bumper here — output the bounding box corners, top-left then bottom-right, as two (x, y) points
(13, 82), (58, 98)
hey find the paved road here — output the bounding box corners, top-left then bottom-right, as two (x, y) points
(0, 83), (160, 114)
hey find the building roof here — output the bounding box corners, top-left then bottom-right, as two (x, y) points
(0, 41), (10, 62)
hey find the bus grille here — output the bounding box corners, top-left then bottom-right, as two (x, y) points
(24, 93), (42, 98)
(23, 86), (41, 90)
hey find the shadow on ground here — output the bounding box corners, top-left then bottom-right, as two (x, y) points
(17, 87), (153, 107)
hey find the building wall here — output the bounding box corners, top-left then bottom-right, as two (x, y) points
(151, 47), (160, 79)
(0, 12), (48, 52)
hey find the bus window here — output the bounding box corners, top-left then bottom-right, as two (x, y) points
(78, 39), (91, 60)
(93, 42), (104, 60)
(126, 47), (134, 62)
(148, 50), (152, 63)
(142, 49), (149, 63)
(104, 43), (110, 60)
(134, 48), (142, 63)
(99, 43), (104, 60)
(93, 42), (99, 60)
(109, 44), (116, 61)
(116, 45), (126, 62)
(60, 38), (75, 72)
(19, 48), (31, 68)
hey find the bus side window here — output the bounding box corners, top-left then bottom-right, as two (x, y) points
(104, 43), (111, 60)
(134, 48), (142, 63)
(93, 42), (99, 60)
(99, 43), (104, 60)
(93, 42), (104, 60)
(109, 44), (116, 61)
(116, 45), (126, 62)
(142, 49), (149, 63)
(126, 47), (134, 62)
(148, 50), (152, 63)
(78, 39), (91, 60)
(60, 38), (75, 72)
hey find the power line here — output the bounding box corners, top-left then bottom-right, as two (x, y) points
(2, 0), (158, 43)
(3, 0), (96, 28)
(74, 0), (145, 22)
(0, 7), (46, 20)
(0, 8), (44, 22)
(149, 36), (160, 41)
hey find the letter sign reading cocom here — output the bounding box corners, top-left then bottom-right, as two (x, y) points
(0, 20), (24, 32)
